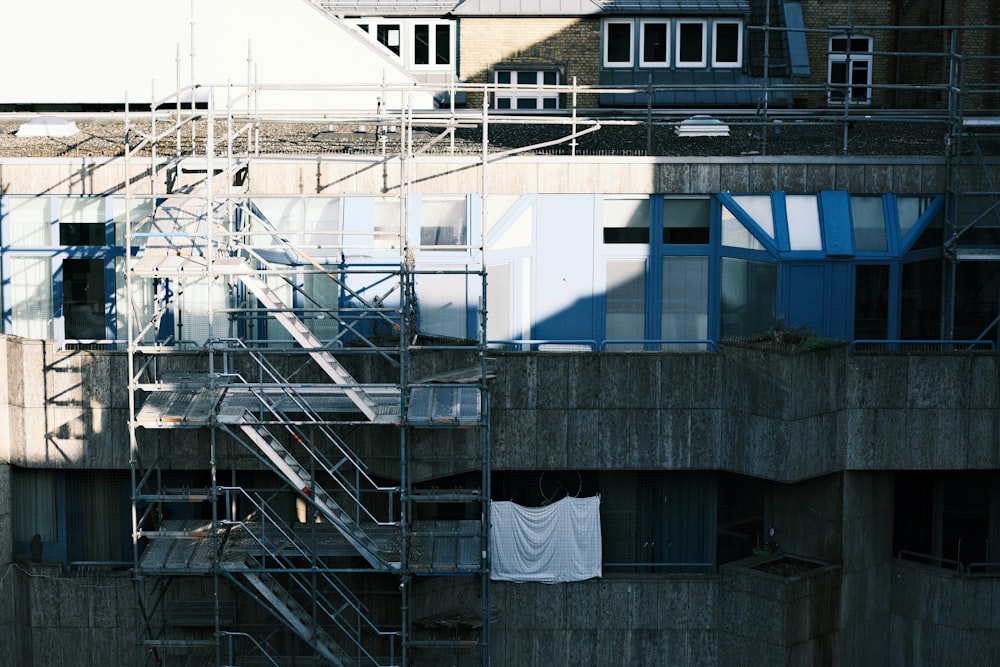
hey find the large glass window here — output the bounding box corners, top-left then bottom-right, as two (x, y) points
(851, 195), (887, 252)
(663, 197), (711, 244)
(603, 197), (650, 244)
(640, 20), (670, 67)
(828, 35), (873, 105)
(420, 198), (468, 247)
(785, 195), (823, 250)
(605, 258), (646, 349)
(720, 257), (776, 338)
(604, 20), (634, 67)
(677, 21), (707, 67)
(713, 21), (742, 67)
(854, 264), (889, 340)
(662, 255), (709, 349)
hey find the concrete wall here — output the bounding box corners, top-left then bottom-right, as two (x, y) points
(891, 559), (1000, 666)
(490, 345), (1000, 481)
(0, 155), (952, 197)
(492, 577), (717, 665)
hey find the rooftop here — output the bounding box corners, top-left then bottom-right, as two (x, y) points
(0, 113), (952, 160)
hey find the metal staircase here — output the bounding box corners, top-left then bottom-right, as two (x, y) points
(127, 84), (490, 666)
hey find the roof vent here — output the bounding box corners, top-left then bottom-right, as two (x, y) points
(16, 116), (79, 137)
(674, 115), (730, 138)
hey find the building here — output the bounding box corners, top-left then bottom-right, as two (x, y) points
(0, 1), (999, 666)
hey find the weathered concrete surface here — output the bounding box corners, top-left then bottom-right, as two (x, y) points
(0, 155), (958, 197)
(490, 345), (1000, 482)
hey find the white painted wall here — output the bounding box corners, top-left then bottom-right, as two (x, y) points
(0, 0), (432, 111)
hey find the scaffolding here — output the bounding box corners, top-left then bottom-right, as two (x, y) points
(125, 81), (492, 666)
(114, 16), (1000, 666)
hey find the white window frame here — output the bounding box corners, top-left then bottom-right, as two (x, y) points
(676, 20), (707, 68)
(712, 20), (743, 68)
(639, 19), (671, 68)
(494, 69), (560, 110)
(827, 35), (873, 105)
(409, 20), (455, 69)
(604, 19), (635, 68)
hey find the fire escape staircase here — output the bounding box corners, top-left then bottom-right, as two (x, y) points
(231, 414), (400, 571)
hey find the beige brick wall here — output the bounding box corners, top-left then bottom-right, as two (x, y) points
(458, 17), (600, 108)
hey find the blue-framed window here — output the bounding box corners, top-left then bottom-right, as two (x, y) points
(0, 195), (136, 348)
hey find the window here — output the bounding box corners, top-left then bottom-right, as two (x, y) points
(603, 197), (649, 244)
(663, 197), (711, 245)
(413, 22), (452, 66)
(676, 21), (707, 67)
(355, 19), (455, 69)
(720, 258), (776, 338)
(494, 69), (559, 110)
(854, 264), (889, 340)
(376, 24), (401, 56)
(828, 35), (873, 105)
(713, 21), (742, 67)
(420, 197), (467, 247)
(605, 258), (647, 349)
(851, 195), (887, 252)
(662, 256), (709, 349)
(604, 20), (634, 67)
(640, 20), (670, 67)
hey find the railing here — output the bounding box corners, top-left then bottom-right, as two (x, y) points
(851, 339), (996, 352)
(216, 342), (400, 528)
(220, 487), (400, 665)
(488, 338), (719, 351)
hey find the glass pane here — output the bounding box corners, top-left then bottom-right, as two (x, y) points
(606, 23), (632, 64)
(721, 203), (764, 250)
(901, 259), (942, 340)
(415, 271), (467, 339)
(13, 469), (57, 542)
(720, 257), (776, 338)
(516, 98), (537, 109)
(517, 71), (537, 85)
(603, 198), (649, 244)
(421, 198), (467, 246)
(496, 71), (511, 85)
(377, 24), (400, 55)
(732, 195), (775, 240)
(678, 23), (704, 63)
(303, 268), (340, 341)
(60, 198), (106, 246)
(543, 71), (558, 85)
(643, 22), (668, 63)
(414, 25), (430, 65)
(715, 23), (740, 64)
(854, 264), (889, 339)
(663, 197), (710, 244)
(785, 195), (823, 250)
(435, 24), (450, 65)
(496, 97), (512, 109)
(662, 256), (708, 349)
(605, 258), (646, 349)
(897, 196), (935, 243)
(373, 198), (402, 249)
(542, 97), (558, 109)
(63, 258), (106, 340)
(11, 256), (53, 339)
(851, 196), (887, 252)
(486, 262), (511, 343)
(7, 196), (53, 246)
